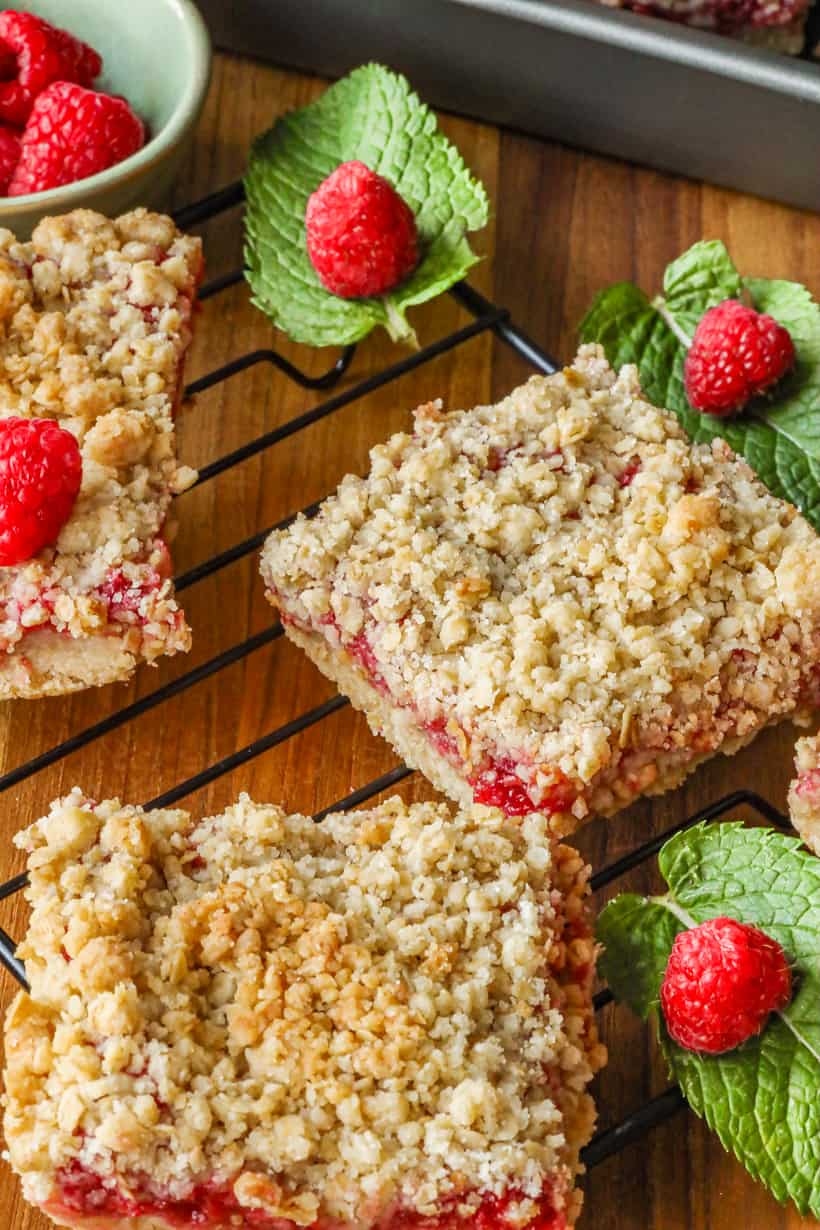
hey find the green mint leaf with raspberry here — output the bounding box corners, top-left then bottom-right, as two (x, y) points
(579, 241), (820, 530)
(244, 63), (489, 348)
(597, 822), (820, 1218)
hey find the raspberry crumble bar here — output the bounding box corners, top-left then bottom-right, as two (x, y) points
(596, 0), (811, 54)
(0, 207), (202, 698)
(262, 345), (820, 834)
(3, 790), (604, 1230)
(788, 733), (820, 855)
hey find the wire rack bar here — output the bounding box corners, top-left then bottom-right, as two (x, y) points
(0, 180), (795, 1183)
(145, 694), (350, 810)
(582, 1087), (687, 1169)
(0, 872), (26, 903)
(189, 306), (509, 485)
(314, 766), (416, 822)
(450, 282), (558, 375)
(172, 180), (246, 229)
(197, 268), (244, 301)
(591, 788), (789, 893)
(175, 519), (302, 593)
(0, 627), (283, 800)
(0, 926), (27, 991)
(186, 343), (357, 397)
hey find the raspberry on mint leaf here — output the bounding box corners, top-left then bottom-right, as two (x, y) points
(8, 82), (144, 196)
(596, 820), (820, 1218)
(0, 10), (101, 126)
(660, 915), (792, 1055)
(0, 417), (82, 565)
(684, 298), (796, 417)
(245, 65), (489, 348)
(305, 160), (419, 299)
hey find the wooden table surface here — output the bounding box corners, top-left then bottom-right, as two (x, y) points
(1, 50), (819, 1230)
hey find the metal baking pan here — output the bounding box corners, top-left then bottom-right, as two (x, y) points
(198, 0), (820, 213)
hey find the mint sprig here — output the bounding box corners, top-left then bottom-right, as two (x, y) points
(579, 241), (820, 531)
(244, 64), (489, 348)
(597, 823), (820, 1217)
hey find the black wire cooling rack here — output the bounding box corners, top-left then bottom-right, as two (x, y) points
(0, 180), (795, 1184)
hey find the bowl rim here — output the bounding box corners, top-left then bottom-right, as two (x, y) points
(0, 0), (212, 215)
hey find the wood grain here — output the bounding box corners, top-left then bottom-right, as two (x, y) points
(1, 51), (818, 1230)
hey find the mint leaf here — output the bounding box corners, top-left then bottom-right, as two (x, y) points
(596, 893), (683, 1019)
(244, 64), (489, 348)
(579, 242), (820, 531)
(662, 239), (743, 337)
(596, 823), (820, 1217)
(747, 278), (820, 462)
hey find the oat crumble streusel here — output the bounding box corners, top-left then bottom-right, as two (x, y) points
(0, 207), (202, 699)
(262, 345), (820, 833)
(2, 791), (604, 1230)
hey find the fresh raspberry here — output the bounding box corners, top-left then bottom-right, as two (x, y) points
(305, 160), (419, 298)
(0, 11), (101, 126)
(684, 298), (796, 416)
(0, 42), (15, 79)
(0, 121), (19, 191)
(9, 82), (145, 196)
(0, 417), (82, 564)
(660, 916), (792, 1054)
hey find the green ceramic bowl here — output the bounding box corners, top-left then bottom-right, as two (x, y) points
(0, 0), (211, 238)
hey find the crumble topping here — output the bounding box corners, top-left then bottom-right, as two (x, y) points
(0, 208), (202, 683)
(789, 733), (820, 856)
(262, 345), (820, 819)
(3, 792), (602, 1227)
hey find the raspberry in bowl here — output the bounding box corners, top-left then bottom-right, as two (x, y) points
(0, 0), (210, 238)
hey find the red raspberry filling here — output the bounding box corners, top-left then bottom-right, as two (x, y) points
(99, 565), (165, 626)
(277, 605), (579, 822)
(796, 768), (820, 802)
(471, 758), (536, 815)
(52, 1167), (566, 1230)
(53, 1166), (280, 1227)
(96, 540), (172, 627)
(0, 553), (173, 654)
(617, 456), (642, 488)
(471, 759), (576, 818)
(342, 624), (577, 820)
(424, 715), (462, 761)
(347, 629), (391, 697)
